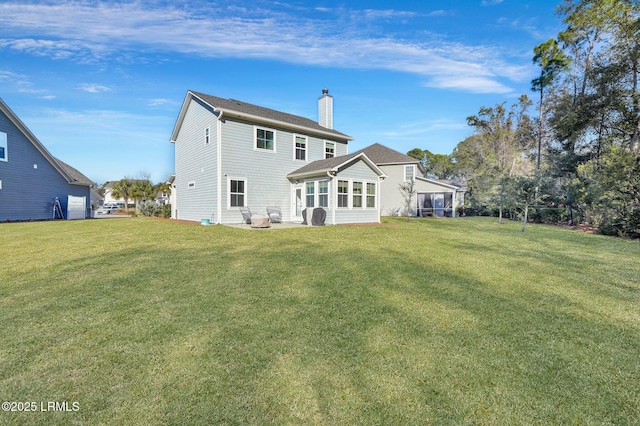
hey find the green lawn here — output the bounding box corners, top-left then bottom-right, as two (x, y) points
(1, 217), (639, 425)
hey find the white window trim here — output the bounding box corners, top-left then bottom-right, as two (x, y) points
(187, 180), (196, 190)
(227, 177), (247, 209)
(324, 140), (335, 159)
(305, 181), (315, 208)
(404, 165), (416, 181)
(366, 182), (377, 209)
(293, 134), (307, 162)
(337, 179), (350, 209)
(254, 126), (276, 152)
(204, 126), (210, 145)
(352, 180), (364, 209)
(0, 132), (7, 162)
(335, 179), (377, 209)
(317, 180), (329, 208)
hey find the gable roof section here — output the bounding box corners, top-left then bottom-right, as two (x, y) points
(287, 152), (386, 180)
(171, 90), (352, 143)
(0, 98), (92, 187)
(354, 143), (420, 165)
(54, 158), (95, 187)
(352, 143), (429, 174)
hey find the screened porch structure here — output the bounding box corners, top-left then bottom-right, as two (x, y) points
(417, 192), (456, 217)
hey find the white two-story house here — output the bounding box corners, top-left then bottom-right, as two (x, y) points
(170, 89), (386, 225)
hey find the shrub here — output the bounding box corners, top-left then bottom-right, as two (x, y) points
(137, 200), (157, 217)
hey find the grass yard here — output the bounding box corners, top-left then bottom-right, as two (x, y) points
(0, 217), (639, 425)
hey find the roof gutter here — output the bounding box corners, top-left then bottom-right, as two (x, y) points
(218, 108), (352, 142)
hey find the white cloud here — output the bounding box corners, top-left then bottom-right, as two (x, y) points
(481, 0), (504, 5)
(424, 76), (514, 94)
(0, 2), (530, 95)
(78, 83), (111, 93)
(148, 98), (178, 107)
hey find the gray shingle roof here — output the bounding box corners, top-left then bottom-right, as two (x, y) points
(353, 143), (419, 165)
(288, 143), (420, 178)
(54, 158), (94, 186)
(287, 152), (362, 177)
(190, 91), (352, 140)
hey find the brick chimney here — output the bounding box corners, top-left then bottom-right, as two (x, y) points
(318, 88), (333, 129)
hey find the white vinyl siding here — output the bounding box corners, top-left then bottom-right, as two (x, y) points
(173, 97), (219, 221)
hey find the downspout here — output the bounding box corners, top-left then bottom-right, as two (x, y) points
(327, 170), (336, 225)
(216, 110), (224, 224)
(377, 177), (382, 223)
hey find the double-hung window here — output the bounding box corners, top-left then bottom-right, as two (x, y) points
(366, 182), (376, 208)
(294, 135), (306, 161)
(256, 127), (275, 151)
(306, 182), (315, 208)
(352, 181), (363, 208)
(0, 132), (7, 161)
(337, 180), (349, 208)
(404, 165), (415, 181)
(325, 141), (335, 158)
(318, 181), (329, 207)
(229, 179), (246, 207)
(205, 127), (210, 145)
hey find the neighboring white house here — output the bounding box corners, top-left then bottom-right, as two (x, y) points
(171, 89), (386, 225)
(354, 143), (465, 217)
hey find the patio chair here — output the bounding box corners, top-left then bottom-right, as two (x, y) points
(239, 207), (252, 224)
(266, 206), (282, 223)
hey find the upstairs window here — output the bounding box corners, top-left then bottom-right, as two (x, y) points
(205, 127), (210, 145)
(325, 141), (335, 159)
(0, 132), (6, 161)
(256, 127), (275, 151)
(294, 135), (306, 161)
(404, 165), (415, 181)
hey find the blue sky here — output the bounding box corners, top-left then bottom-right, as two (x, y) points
(0, 0), (564, 184)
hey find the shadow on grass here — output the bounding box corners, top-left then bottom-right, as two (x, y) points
(1, 221), (639, 424)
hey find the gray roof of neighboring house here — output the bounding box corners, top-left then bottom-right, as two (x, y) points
(187, 91), (352, 141)
(54, 158), (95, 187)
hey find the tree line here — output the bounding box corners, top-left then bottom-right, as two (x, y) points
(99, 176), (172, 218)
(409, 0), (640, 238)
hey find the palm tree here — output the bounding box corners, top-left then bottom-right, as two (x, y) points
(111, 179), (133, 212)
